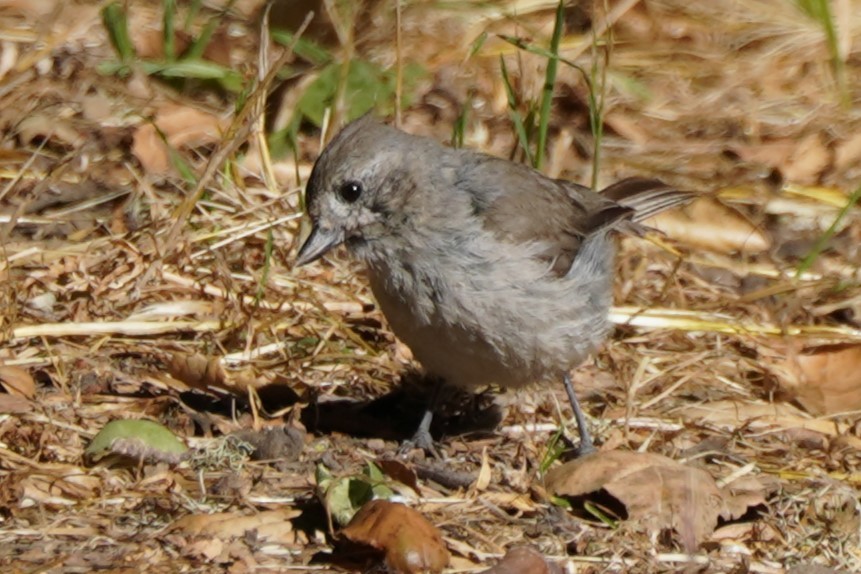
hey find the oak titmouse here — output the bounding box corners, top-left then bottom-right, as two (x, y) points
(296, 116), (691, 453)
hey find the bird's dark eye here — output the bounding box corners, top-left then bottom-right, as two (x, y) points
(338, 181), (363, 203)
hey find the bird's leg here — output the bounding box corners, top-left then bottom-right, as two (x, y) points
(399, 377), (445, 458)
(563, 373), (596, 456)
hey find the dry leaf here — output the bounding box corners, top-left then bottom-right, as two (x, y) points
(376, 459), (421, 494)
(647, 197), (770, 254)
(0, 393), (33, 414)
(19, 468), (101, 507)
(341, 500), (449, 574)
(132, 104), (227, 175)
(478, 546), (562, 574)
(17, 114), (83, 148)
(165, 352), (261, 395)
(733, 133), (831, 183)
(835, 133), (861, 172)
(472, 447), (492, 491)
(768, 343), (861, 415)
(0, 365), (36, 398)
(683, 399), (861, 448)
(173, 508), (301, 546)
(782, 132), (831, 183)
(545, 450), (766, 549)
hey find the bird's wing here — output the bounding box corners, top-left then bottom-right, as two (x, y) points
(456, 155), (692, 276)
(457, 155), (631, 276)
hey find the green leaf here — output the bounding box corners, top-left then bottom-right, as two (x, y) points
(316, 463), (376, 527)
(140, 60), (244, 92)
(270, 30), (332, 66)
(86, 419), (187, 464)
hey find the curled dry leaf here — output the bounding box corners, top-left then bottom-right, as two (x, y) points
(16, 114), (83, 148)
(165, 352), (260, 396)
(0, 365), (36, 398)
(172, 508), (301, 547)
(341, 500), (450, 574)
(544, 450), (767, 549)
(376, 458), (421, 494)
(647, 197), (770, 254)
(766, 343), (861, 416)
(478, 546), (562, 574)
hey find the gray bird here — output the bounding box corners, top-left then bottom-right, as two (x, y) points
(296, 115), (691, 454)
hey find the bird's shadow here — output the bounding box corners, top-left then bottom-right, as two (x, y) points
(300, 372), (504, 443)
(178, 371), (503, 444)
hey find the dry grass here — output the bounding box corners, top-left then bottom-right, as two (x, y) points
(1, 0), (860, 572)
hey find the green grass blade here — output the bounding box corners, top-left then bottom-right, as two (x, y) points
(497, 35), (590, 83)
(101, 2), (136, 63)
(468, 31), (488, 59)
(538, 426), (566, 474)
(184, 17), (218, 61)
(587, 12), (609, 190)
(796, 182), (861, 277)
(535, 0), (564, 170)
(271, 30), (332, 66)
(163, 0), (177, 61)
(451, 102), (468, 149)
(500, 56), (534, 166)
(184, 0), (202, 31)
(255, 228), (274, 304)
(796, 0), (847, 106)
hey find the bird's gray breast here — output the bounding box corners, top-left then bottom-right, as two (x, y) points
(361, 228), (614, 388)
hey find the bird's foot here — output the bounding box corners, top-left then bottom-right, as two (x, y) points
(397, 407), (442, 458)
(397, 427), (441, 459)
(570, 438), (597, 458)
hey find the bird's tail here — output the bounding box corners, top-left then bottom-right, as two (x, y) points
(601, 178), (694, 223)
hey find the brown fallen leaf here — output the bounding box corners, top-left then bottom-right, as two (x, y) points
(544, 450), (767, 549)
(341, 500), (449, 574)
(165, 352), (262, 396)
(0, 393), (32, 414)
(376, 459), (421, 495)
(683, 399), (861, 448)
(20, 468), (101, 507)
(173, 508), (301, 546)
(781, 132), (832, 183)
(478, 546), (563, 574)
(766, 343), (861, 416)
(16, 114), (83, 148)
(647, 197), (770, 254)
(132, 104), (227, 175)
(835, 132), (861, 172)
(0, 365), (36, 398)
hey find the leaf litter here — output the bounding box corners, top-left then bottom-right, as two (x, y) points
(0, 0), (860, 572)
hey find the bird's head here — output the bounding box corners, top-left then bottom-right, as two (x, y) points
(295, 116), (419, 266)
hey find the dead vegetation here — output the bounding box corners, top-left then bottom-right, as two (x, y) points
(0, 0), (860, 572)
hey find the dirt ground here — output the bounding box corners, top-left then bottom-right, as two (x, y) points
(1, 0), (860, 572)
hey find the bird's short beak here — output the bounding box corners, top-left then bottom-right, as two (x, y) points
(295, 224), (344, 266)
